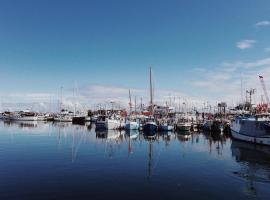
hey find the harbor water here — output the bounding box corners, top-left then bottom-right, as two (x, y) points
(0, 121), (270, 200)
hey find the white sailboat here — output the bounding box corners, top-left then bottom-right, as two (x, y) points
(125, 89), (139, 130)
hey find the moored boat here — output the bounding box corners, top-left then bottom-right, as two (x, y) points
(231, 115), (270, 146)
(9, 111), (38, 121)
(176, 122), (191, 131)
(125, 121), (139, 130)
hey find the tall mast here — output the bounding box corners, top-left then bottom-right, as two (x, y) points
(129, 89), (132, 114)
(140, 97), (143, 111)
(241, 73), (243, 104)
(149, 66), (153, 114)
(60, 86), (63, 112)
(135, 96), (137, 114)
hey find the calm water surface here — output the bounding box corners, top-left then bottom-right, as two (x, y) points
(1, 121), (270, 200)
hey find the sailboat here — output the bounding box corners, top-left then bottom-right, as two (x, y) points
(125, 89), (139, 130)
(143, 67), (158, 135)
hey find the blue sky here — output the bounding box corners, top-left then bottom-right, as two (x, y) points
(1, 0), (270, 110)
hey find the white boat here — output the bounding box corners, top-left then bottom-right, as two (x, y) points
(10, 115), (38, 121)
(54, 115), (73, 122)
(37, 115), (46, 121)
(54, 109), (73, 122)
(177, 122), (191, 131)
(231, 115), (270, 146)
(9, 111), (38, 121)
(85, 116), (91, 122)
(125, 121), (139, 130)
(105, 117), (121, 130)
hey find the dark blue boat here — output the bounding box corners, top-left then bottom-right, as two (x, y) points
(143, 121), (158, 136)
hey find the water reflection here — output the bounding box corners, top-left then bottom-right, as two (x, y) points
(231, 140), (270, 197)
(1, 121), (270, 199)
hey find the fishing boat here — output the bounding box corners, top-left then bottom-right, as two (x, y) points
(95, 115), (107, 130)
(105, 118), (121, 130)
(157, 106), (174, 131)
(176, 121), (191, 131)
(105, 115), (122, 130)
(54, 110), (73, 122)
(143, 118), (158, 134)
(231, 114), (270, 146)
(176, 112), (191, 132)
(158, 118), (174, 131)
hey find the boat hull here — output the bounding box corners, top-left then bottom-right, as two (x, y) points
(158, 125), (173, 131)
(10, 116), (38, 121)
(231, 130), (270, 146)
(54, 116), (73, 122)
(177, 124), (191, 131)
(125, 122), (139, 130)
(143, 123), (158, 136)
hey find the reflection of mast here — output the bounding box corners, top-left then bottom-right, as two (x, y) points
(71, 127), (86, 163)
(57, 126), (61, 148)
(128, 136), (132, 155)
(147, 139), (153, 179)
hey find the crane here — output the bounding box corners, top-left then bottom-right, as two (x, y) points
(259, 75), (270, 106)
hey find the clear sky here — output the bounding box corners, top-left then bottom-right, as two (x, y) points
(1, 0), (270, 110)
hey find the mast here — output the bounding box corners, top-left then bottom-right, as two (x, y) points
(241, 73), (243, 105)
(129, 89), (132, 114)
(135, 96), (137, 114)
(60, 86), (63, 112)
(149, 66), (153, 115)
(140, 97), (143, 111)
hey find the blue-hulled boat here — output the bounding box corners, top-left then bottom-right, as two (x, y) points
(231, 114), (270, 146)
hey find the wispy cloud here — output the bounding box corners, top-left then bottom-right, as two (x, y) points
(265, 47), (270, 52)
(255, 20), (270, 27)
(191, 57), (270, 104)
(236, 40), (256, 50)
(223, 57), (270, 69)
